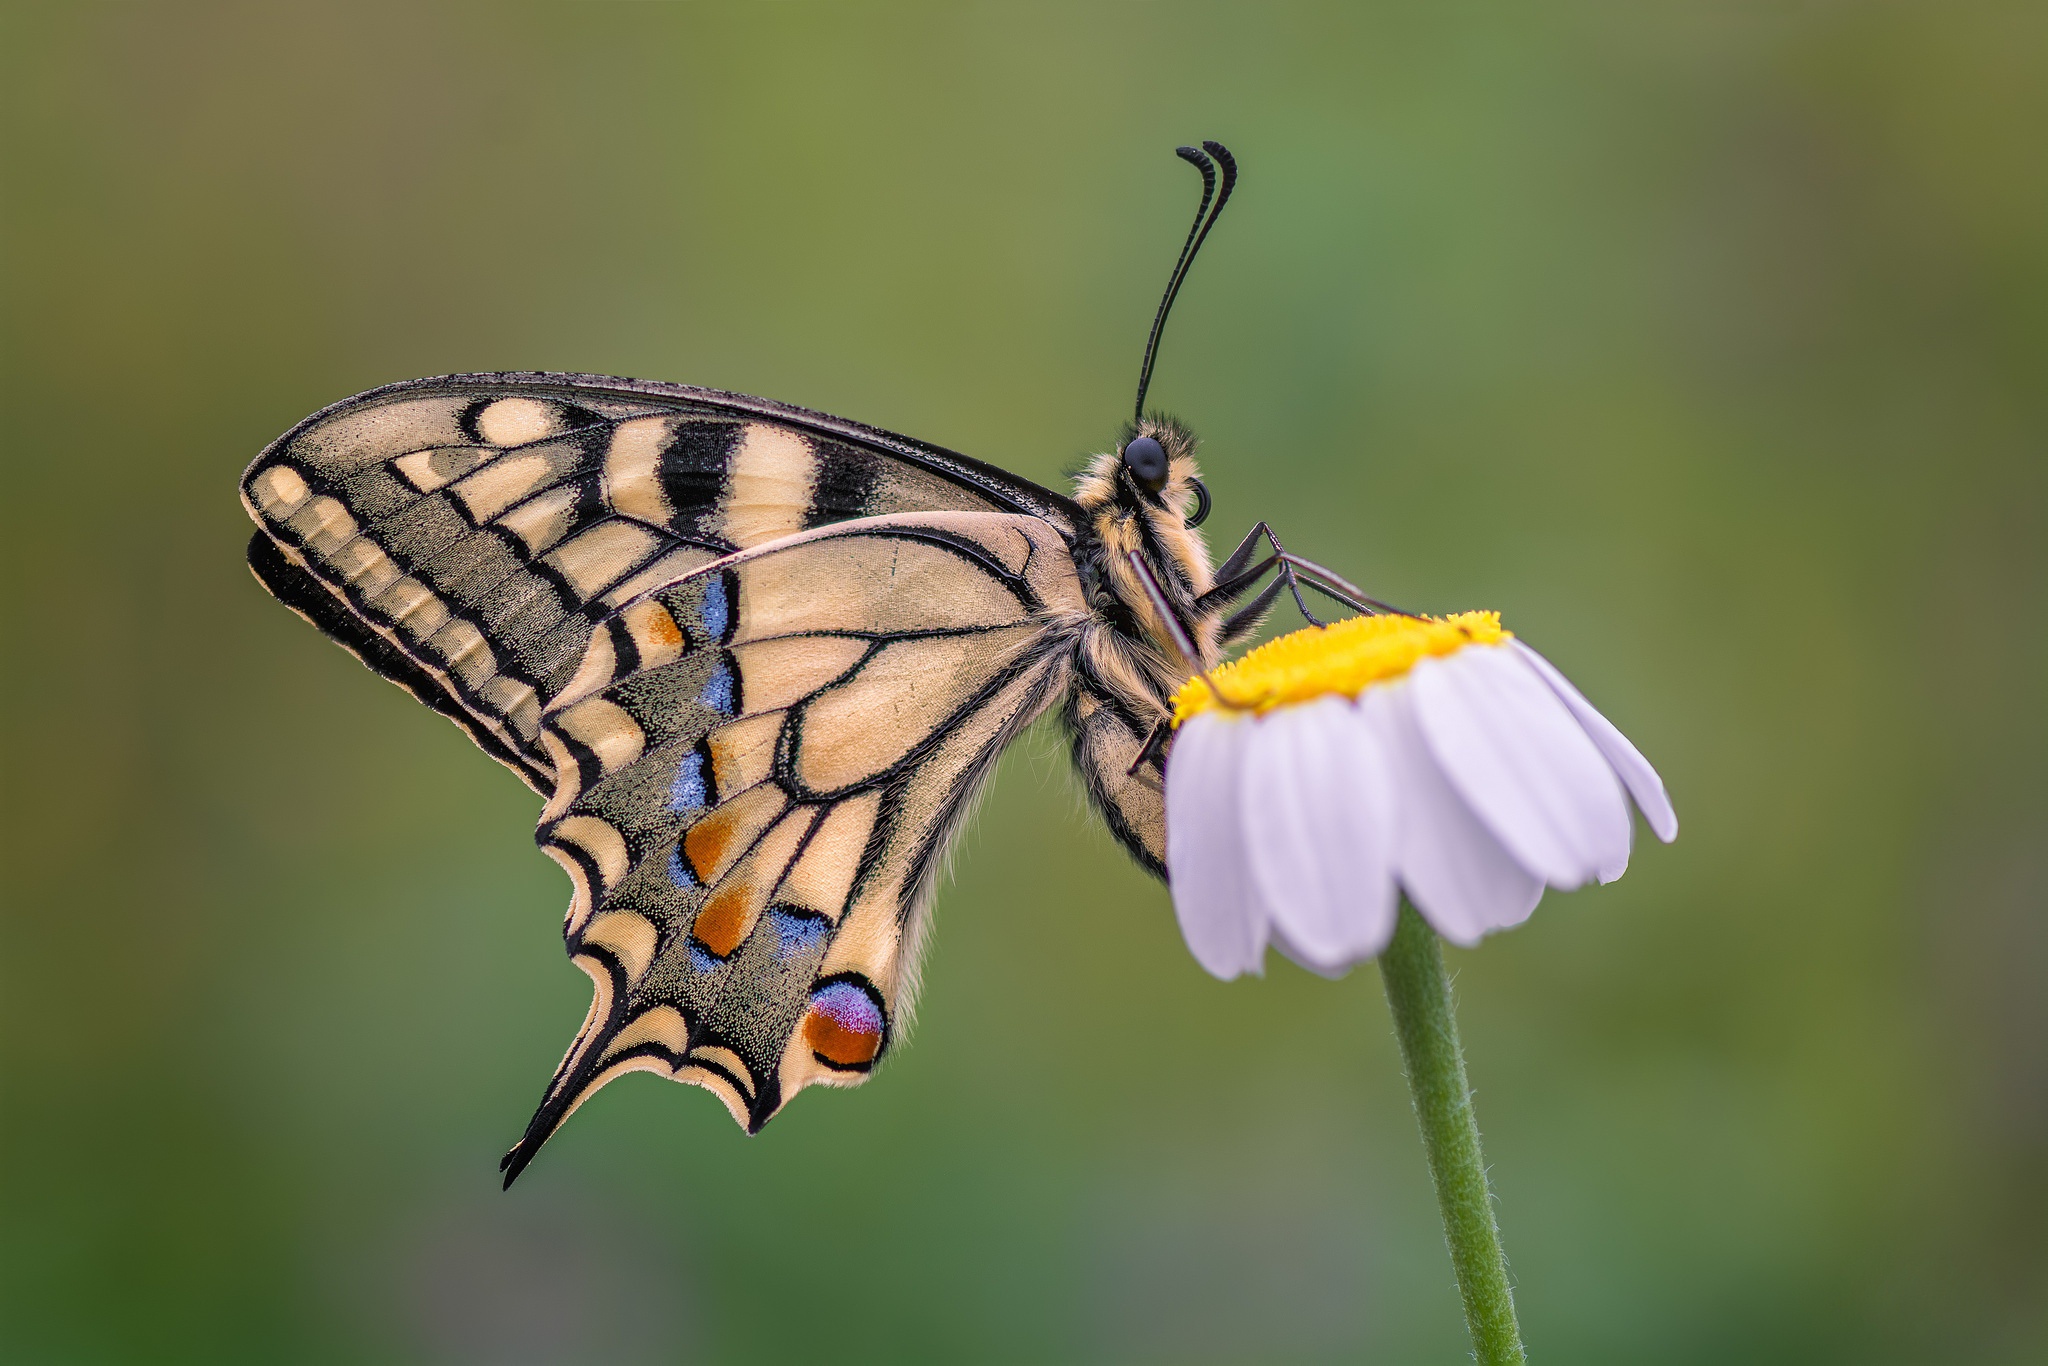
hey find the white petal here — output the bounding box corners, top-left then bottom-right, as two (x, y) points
(1409, 644), (1630, 890)
(1269, 925), (1350, 979)
(1164, 713), (1268, 978)
(1511, 640), (1678, 843)
(1594, 832), (1633, 887)
(1365, 683), (1543, 945)
(1239, 697), (1398, 974)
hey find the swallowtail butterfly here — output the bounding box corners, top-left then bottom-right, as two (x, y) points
(242, 142), (1377, 1184)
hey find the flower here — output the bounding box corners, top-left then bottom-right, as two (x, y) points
(1163, 611), (1677, 978)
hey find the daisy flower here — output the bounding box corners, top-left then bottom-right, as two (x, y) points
(1157, 608), (1676, 1364)
(1164, 611), (1676, 979)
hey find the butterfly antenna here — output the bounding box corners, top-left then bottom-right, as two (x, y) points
(1132, 140), (1240, 424)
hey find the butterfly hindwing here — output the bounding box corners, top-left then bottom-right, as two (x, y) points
(240, 373), (1080, 792)
(499, 511), (1088, 1181)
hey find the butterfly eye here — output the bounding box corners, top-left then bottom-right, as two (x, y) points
(1123, 435), (1169, 492)
(1186, 476), (1211, 527)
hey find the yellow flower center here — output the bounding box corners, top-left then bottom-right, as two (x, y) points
(1172, 611), (1510, 724)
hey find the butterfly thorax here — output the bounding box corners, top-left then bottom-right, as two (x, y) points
(1067, 417), (1219, 706)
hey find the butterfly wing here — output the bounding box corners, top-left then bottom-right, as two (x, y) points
(500, 510), (1087, 1182)
(240, 373), (1081, 792)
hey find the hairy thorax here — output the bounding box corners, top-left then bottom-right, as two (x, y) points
(1063, 419), (1221, 720)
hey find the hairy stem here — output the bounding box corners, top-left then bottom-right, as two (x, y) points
(1378, 903), (1527, 1364)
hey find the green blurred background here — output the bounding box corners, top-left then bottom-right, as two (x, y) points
(4, 4), (2043, 1362)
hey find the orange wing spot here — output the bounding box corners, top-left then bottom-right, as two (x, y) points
(804, 1013), (881, 1068)
(683, 810), (738, 882)
(682, 786), (785, 884)
(645, 606), (683, 650)
(691, 883), (753, 959)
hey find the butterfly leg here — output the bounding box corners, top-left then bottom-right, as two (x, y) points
(1126, 550), (1211, 669)
(1211, 520), (1276, 589)
(1126, 716), (1174, 776)
(1117, 568), (1298, 776)
(1273, 552), (1415, 618)
(1201, 522), (1331, 626)
(1219, 574), (1288, 649)
(1115, 567), (1305, 777)
(1200, 526), (1414, 623)
(1118, 539), (1392, 775)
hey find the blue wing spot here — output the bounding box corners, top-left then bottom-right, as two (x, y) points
(768, 908), (829, 961)
(698, 659), (736, 715)
(698, 574), (730, 643)
(667, 844), (698, 891)
(669, 747), (707, 814)
(687, 941), (721, 973)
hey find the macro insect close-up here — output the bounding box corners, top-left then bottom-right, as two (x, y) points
(10, 9), (2043, 1364)
(240, 143), (1415, 1180)
(237, 138), (1686, 1363)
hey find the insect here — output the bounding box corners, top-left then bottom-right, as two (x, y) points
(242, 142), (1376, 1184)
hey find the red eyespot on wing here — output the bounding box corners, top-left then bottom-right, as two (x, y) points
(803, 979), (885, 1070)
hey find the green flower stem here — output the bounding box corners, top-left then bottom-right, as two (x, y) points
(1378, 902), (1527, 1365)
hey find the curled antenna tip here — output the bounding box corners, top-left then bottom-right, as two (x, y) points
(1133, 140), (1239, 423)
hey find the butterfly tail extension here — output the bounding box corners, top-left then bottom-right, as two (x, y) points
(499, 947), (639, 1188)
(498, 914), (792, 1188)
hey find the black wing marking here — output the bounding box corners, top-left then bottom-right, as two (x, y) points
(501, 511), (1089, 1183)
(240, 373), (1082, 791)
(248, 530), (552, 788)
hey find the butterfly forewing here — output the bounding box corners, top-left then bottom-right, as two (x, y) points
(240, 373), (1078, 792)
(501, 511), (1086, 1180)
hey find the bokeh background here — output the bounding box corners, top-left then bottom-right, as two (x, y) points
(4, 4), (2044, 1362)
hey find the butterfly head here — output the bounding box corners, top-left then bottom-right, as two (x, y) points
(1073, 416), (1210, 531)
(1070, 417), (1219, 675)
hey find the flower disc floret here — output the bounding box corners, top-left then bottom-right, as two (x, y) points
(1173, 610), (1510, 724)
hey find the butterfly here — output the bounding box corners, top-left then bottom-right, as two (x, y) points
(241, 142), (1376, 1184)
